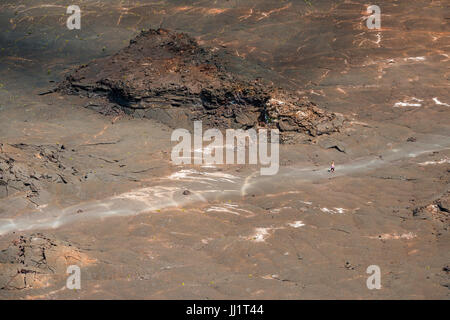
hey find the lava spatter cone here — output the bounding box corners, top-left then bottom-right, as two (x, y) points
(57, 28), (345, 140)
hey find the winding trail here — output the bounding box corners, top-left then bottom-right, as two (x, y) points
(0, 134), (449, 236)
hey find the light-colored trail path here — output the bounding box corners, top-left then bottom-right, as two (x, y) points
(0, 133), (449, 236)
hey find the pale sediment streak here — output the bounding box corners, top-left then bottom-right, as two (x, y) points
(433, 97), (450, 107)
(237, 134), (450, 197)
(320, 207), (347, 214)
(288, 221), (305, 228)
(0, 172), (243, 236)
(404, 56), (426, 62)
(368, 232), (416, 240)
(393, 97), (423, 108)
(206, 203), (255, 217)
(0, 134), (449, 236)
(418, 157), (450, 165)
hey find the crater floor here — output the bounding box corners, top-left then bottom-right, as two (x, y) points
(0, 0), (449, 299)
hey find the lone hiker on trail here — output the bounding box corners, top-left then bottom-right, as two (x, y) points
(330, 161), (335, 173)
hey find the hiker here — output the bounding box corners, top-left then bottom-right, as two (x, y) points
(330, 161), (335, 173)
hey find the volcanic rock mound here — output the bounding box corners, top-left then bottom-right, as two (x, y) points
(57, 29), (345, 138)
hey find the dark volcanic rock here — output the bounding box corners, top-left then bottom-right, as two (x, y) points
(413, 191), (450, 231)
(0, 233), (94, 290)
(0, 144), (76, 203)
(57, 29), (345, 138)
(436, 193), (450, 214)
(0, 152), (42, 200)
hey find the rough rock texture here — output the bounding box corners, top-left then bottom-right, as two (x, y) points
(57, 29), (345, 137)
(0, 152), (41, 200)
(0, 143), (78, 204)
(436, 192), (450, 215)
(265, 96), (345, 136)
(413, 190), (450, 232)
(1, 0), (449, 300)
(0, 233), (94, 290)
